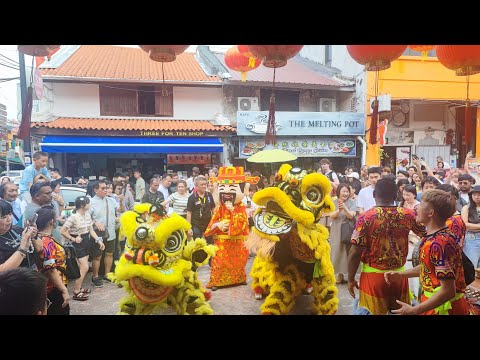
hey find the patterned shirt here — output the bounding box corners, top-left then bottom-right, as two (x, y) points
(63, 212), (93, 236)
(445, 214), (466, 250)
(37, 233), (67, 291)
(419, 228), (465, 294)
(352, 206), (425, 270)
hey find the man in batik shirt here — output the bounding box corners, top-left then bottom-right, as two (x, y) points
(348, 178), (425, 315)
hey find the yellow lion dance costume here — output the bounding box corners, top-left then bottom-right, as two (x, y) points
(109, 204), (217, 315)
(245, 164), (338, 315)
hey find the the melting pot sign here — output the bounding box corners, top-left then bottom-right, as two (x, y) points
(237, 111), (365, 136)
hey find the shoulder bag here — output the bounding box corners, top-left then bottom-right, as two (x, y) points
(340, 216), (356, 244)
(57, 242), (81, 280)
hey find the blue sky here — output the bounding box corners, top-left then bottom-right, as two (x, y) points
(0, 45), (231, 121)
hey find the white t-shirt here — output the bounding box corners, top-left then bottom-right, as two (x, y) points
(357, 186), (376, 213)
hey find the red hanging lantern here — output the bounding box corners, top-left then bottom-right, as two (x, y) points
(237, 45), (258, 68)
(436, 45), (480, 76)
(138, 45), (189, 62)
(247, 45), (303, 68)
(347, 45), (407, 144)
(18, 45), (61, 57)
(347, 45), (407, 71)
(436, 45), (480, 144)
(224, 46), (261, 82)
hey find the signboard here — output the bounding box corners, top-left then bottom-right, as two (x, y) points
(467, 158), (480, 175)
(239, 137), (356, 159)
(237, 111), (365, 136)
(167, 154), (212, 165)
(138, 131), (206, 137)
(34, 69), (43, 100)
(395, 147), (411, 170)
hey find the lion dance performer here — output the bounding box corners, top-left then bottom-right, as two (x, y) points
(245, 164), (339, 315)
(109, 203), (216, 315)
(205, 166), (259, 291)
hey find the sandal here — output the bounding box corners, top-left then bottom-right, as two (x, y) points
(73, 290), (89, 301)
(79, 288), (92, 294)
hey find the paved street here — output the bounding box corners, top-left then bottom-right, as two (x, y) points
(70, 256), (356, 315)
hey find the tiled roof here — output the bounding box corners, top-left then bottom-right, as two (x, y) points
(32, 118), (235, 132)
(40, 46), (221, 83)
(215, 54), (343, 86)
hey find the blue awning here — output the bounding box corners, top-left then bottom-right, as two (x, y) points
(40, 136), (224, 153)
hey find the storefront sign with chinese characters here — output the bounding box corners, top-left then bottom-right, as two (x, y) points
(167, 154), (212, 165)
(238, 137), (356, 158)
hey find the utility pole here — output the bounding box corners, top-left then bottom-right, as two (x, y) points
(18, 51), (31, 165)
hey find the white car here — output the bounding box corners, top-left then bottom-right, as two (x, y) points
(0, 170), (23, 185)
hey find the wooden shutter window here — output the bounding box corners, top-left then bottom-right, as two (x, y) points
(99, 85), (138, 116)
(155, 86), (174, 117)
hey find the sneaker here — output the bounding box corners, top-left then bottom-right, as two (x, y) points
(91, 276), (104, 288)
(102, 276), (112, 283)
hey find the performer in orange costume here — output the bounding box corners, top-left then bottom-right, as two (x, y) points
(204, 167), (259, 290)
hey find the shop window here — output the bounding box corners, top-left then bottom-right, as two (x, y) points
(138, 86), (156, 115)
(99, 84), (173, 117)
(260, 89), (299, 111)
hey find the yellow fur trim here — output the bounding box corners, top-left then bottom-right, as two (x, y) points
(183, 238), (218, 267)
(278, 164), (292, 177)
(301, 172), (332, 210)
(119, 211), (143, 247)
(253, 187), (315, 225)
(133, 203), (152, 213)
(154, 214), (190, 248)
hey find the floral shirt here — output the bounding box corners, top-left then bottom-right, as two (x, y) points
(445, 214), (466, 250)
(419, 228), (465, 294)
(352, 206), (425, 270)
(37, 233), (67, 292)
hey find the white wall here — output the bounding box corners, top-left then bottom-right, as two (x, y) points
(33, 83), (223, 120)
(52, 83), (100, 118)
(172, 86), (223, 119)
(299, 45), (366, 114)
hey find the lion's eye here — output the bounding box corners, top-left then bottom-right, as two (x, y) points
(164, 230), (183, 253)
(306, 188), (321, 204)
(135, 227), (149, 240)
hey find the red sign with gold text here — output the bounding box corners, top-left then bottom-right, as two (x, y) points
(167, 154), (211, 165)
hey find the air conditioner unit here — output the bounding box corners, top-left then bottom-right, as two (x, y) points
(318, 98), (336, 112)
(238, 97), (260, 111)
(369, 94), (391, 114)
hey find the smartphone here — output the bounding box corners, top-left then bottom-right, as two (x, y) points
(412, 154), (418, 160)
(29, 213), (38, 226)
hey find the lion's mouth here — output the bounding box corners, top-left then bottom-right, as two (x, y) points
(253, 201), (293, 235)
(129, 277), (174, 303)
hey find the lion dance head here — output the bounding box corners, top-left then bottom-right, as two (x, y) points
(110, 203), (217, 315)
(246, 164), (339, 315)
